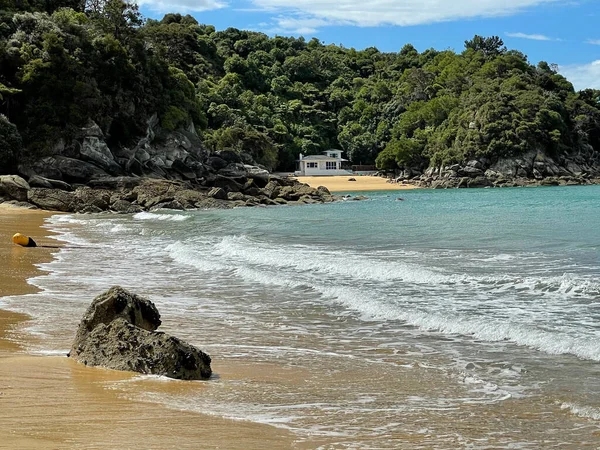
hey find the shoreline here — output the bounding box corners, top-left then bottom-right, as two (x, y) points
(294, 175), (418, 192)
(0, 205), (296, 448)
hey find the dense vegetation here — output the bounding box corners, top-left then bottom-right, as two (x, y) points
(1, 0), (599, 174)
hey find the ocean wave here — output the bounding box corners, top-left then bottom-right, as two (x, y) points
(560, 402), (600, 421)
(206, 235), (600, 299)
(46, 214), (88, 225)
(133, 211), (190, 222)
(164, 238), (600, 362)
(328, 284), (600, 362)
(211, 235), (462, 285)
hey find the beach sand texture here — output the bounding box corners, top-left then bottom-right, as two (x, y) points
(294, 175), (417, 192)
(0, 206), (295, 449)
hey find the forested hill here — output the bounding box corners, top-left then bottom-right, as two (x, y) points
(1, 0), (600, 176)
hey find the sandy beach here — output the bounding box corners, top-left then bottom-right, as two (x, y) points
(0, 205), (295, 449)
(294, 175), (417, 193)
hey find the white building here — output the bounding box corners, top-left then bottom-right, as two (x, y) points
(295, 150), (353, 176)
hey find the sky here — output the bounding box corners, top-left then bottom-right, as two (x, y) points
(136, 0), (600, 91)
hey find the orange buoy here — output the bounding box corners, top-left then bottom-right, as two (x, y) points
(12, 233), (37, 247)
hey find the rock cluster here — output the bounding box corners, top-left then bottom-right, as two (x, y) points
(0, 119), (343, 212)
(69, 286), (212, 380)
(395, 151), (600, 189)
(0, 174), (338, 213)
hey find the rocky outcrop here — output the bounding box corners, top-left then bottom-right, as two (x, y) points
(3, 174), (341, 213)
(398, 150), (600, 189)
(69, 286), (212, 380)
(4, 119), (357, 212)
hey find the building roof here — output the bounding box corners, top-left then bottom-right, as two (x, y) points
(302, 155), (337, 161)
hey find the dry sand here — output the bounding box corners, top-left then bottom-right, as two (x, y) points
(294, 175), (417, 193)
(0, 205), (296, 449)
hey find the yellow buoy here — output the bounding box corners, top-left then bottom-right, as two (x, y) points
(12, 233), (37, 247)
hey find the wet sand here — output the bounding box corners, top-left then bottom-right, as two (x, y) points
(295, 175), (417, 192)
(0, 205), (295, 449)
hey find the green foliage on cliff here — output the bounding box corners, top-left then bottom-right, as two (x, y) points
(1, 2), (599, 172)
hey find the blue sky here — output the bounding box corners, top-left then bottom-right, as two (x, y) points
(136, 0), (600, 91)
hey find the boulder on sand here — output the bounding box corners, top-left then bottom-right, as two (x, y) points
(0, 175), (30, 202)
(69, 286), (212, 380)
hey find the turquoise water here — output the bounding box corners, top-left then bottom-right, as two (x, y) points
(3, 185), (600, 448)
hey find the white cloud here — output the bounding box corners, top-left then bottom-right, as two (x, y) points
(586, 39), (600, 45)
(136, 0), (226, 13)
(506, 32), (557, 41)
(270, 16), (340, 34)
(250, 0), (562, 30)
(559, 60), (600, 91)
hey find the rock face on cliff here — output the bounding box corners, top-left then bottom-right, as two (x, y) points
(69, 286), (212, 380)
(396, 150), (600, 189)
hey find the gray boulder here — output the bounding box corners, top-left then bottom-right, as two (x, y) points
(208, 187), (228, 200)
(171, 159), (197, 180)
(460, 166), (485, 177)
(218, 163), (248, 178)
(29, 175), (72, 191)
(195, 197), (233, 210)
(317, 186), (331, 195)
(51, 156), (109, 183)
(227, 192), (246, 201)
(87, 176), (143, 190)
(211, 175), (242, 193)
(0, 175), (30, 202)
(207, 156), (228, 171)
(110, 199), (144, 214)
(173, 189), (209, 208)
(261, 180), (281, 199)
(132, 180), (181, 208)
(77, 123), (122, 175)
(69, 286), (212, 380)
(74, 187), (112, 210)
(27, 188), (80, 212)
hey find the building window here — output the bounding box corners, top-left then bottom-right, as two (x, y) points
(307, 162), (318, 168)
(326, 161), (337, 170)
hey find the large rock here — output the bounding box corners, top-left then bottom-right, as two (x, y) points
(27, 188), (80, 212)
(74, 187), (112, 210)
(218, 163), (248, 178)
(77, 123), (122, 175)
(69, 286), (212, 380)
(41, 156), (109, 183)
(206, 156), (228, 171)
(0, 175), (30, 202)
(110, 199), (144, 214)
(459, 166), (484, 177)
(207, 187), (228, 200)
(173, 189), (209, 208)
(171, 159), (197, 180)
(211, 175), (242, 193)
(79, 136), (122, 175)
(87, 176), (143, 190)
(29, 175), (72, 191)
(132, 180), (183, 208)
(261, 180), (281, 199)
